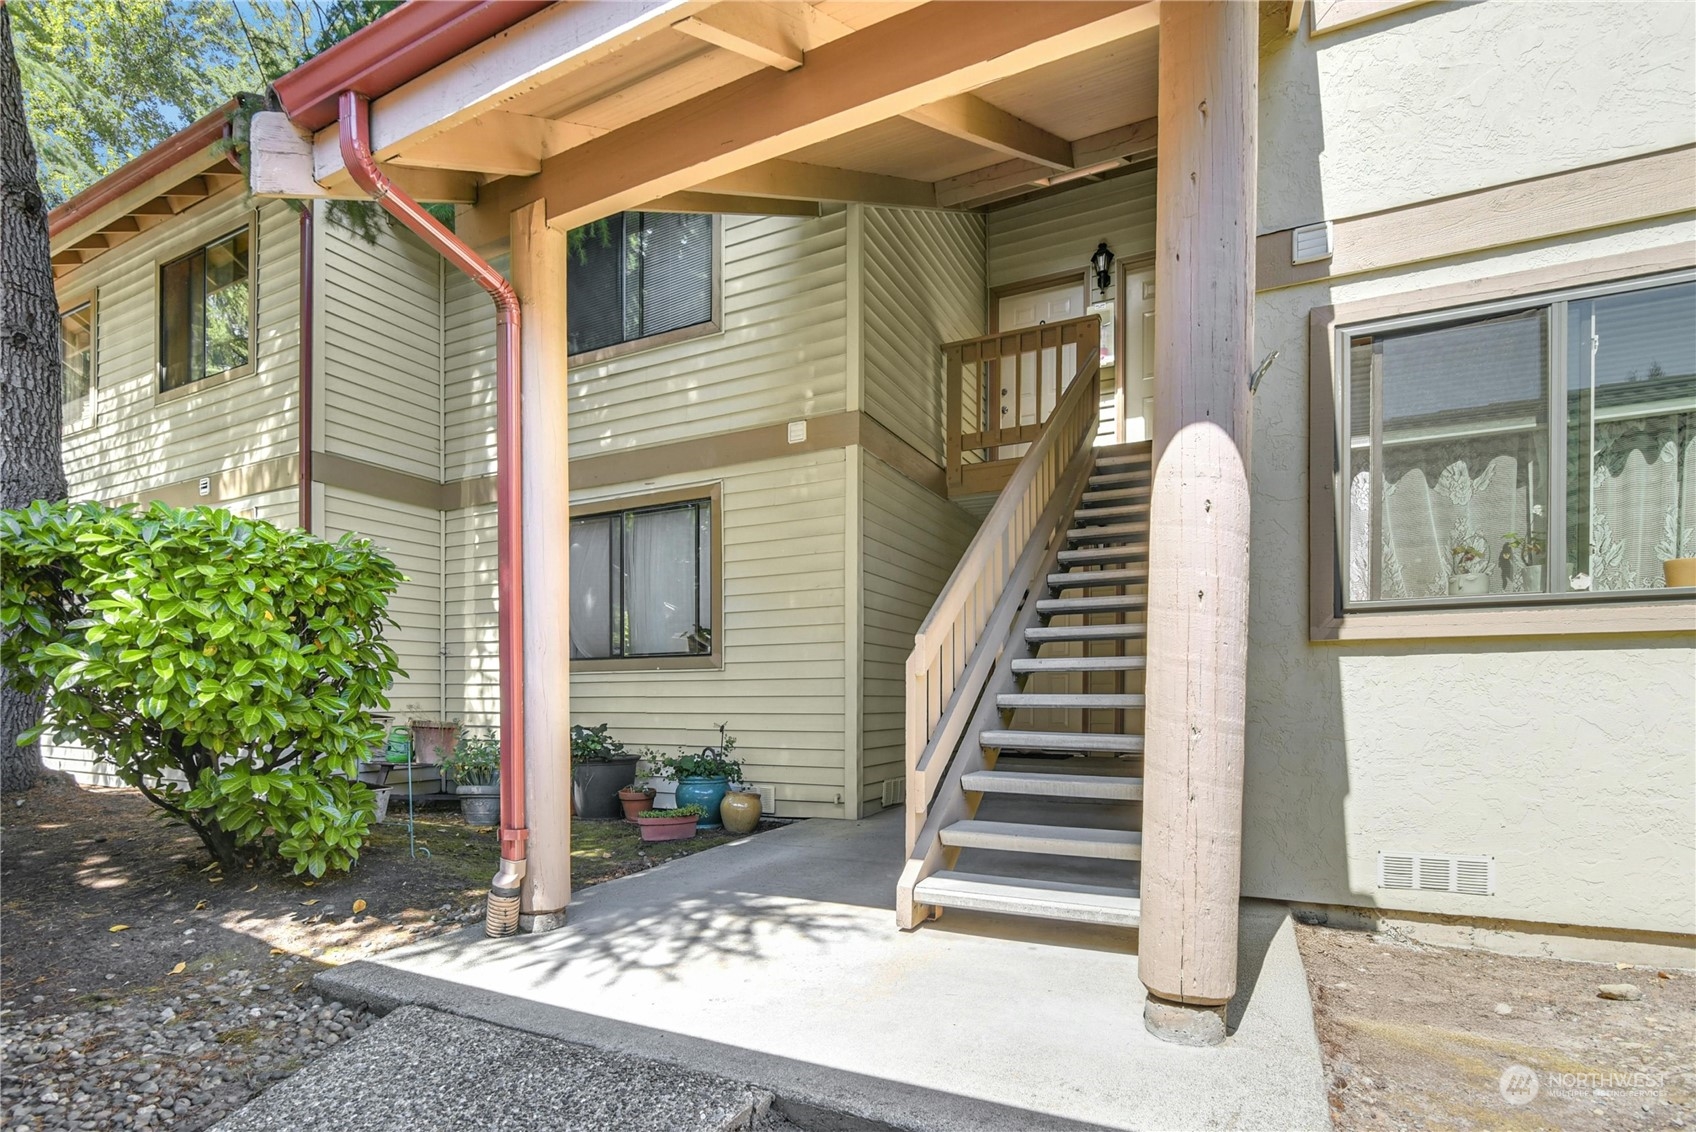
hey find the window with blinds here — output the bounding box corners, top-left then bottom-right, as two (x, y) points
(1339, 272), (1696, 606)
(567, 213), (715, 356)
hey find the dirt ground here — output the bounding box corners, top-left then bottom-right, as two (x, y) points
(1296, 921), (1696, 1132)
(0, 774), (775, 1129)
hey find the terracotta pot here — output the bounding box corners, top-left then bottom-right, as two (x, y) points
(619, 788), (657, 822)
(634, 814), (699, 842)
(720, 791), (761, 835)
(410, 721), (459, 765)
(1664, 557), (1696, 589)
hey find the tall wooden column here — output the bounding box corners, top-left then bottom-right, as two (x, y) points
(1139, 0), (1257, 1046)
(511, 200), (573, 932)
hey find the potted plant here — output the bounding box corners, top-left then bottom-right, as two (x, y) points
(633, 804), (705, 843)
(441, 730), (501, 827)
(1501, 531), (1546, 593)
(571, 724), (640, 820)
(1447, 535), (1491, 597)
(618, 749), (659, 822)
(660, 723), (743, 831)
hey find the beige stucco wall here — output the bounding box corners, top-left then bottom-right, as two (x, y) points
(1245, 0), (1696, 935)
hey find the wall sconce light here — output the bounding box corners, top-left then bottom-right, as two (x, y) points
(1090, 242), (1116, 292)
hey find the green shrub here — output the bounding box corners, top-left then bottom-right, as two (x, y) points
(442, 729), (500, 786)
(570, 722), (625, 762)
(0, 501), (405, 876)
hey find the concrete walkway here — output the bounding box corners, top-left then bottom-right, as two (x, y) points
(314, 811), (1332, 1131)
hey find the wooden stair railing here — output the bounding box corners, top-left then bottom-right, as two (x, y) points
(944, 315), (1102, 495)
(902, 322), (1101, 915)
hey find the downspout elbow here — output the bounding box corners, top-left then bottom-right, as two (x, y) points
(336, 90), (529, 938)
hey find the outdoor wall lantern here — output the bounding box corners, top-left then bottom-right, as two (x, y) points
(1090, 242), (1116, 293)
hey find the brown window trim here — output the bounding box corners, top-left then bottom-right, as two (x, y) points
(566, 215), (723, 369)
(59, 291), (98, 434)
(570, 482), (724, 672)
(154, 215), (258, 404)
(1308, 243), (1696, 642)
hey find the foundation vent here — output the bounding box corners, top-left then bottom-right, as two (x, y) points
(880, 778), (906, 808)
(1377, 852), (1494, 896)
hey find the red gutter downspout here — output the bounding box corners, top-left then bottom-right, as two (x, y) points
(298, 204), (315, 532)
(337, 91), (530, 936)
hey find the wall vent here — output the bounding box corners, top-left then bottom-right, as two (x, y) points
(880, 778), (906, 808)
(1377, 851), (1494, 896)
(752, 784), (776, 815)
(1291, 220), (1334, 265)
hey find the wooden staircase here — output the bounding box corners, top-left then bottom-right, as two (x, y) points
(904, 444), (1151, 930)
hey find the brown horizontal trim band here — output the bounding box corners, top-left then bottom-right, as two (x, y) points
(1259, 144), (1696, 292)
(313, 451), (447, 511)
(107, 454), (299, 510)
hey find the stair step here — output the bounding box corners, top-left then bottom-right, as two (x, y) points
(939, 820), (1143, 860)
(1057, 545), (1149, 568)
(1072, 504), (1150, 524)
(1011, 655), (1147, 675)
(1094, 452), (1152, 470)
(997, 693), (1145, 711)
(1080, 487), (1150, 505)
(963, 769), (1144, 800)
(1027, 623), (1147, 644)
(1035, 594), (1147, 615)
(1047, 567), (1149, 589)
(980, 729), (1145, 754)
(1068, 521), (1150, 543)
(1087, 471), (1152, 488)
(914, 871), (1142, 927)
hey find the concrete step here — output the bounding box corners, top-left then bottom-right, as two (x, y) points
(1011, 655), (1147, 675)
(962, 770), (1144, 801)
(1087, 471), (1151, 489)
(913, 870), (1143, 927)
(1071, 503), (1150, 524)
(997, 692), (1145, 711)
(1047, 566), (1149, 589)
(1057, 544), (1149, 567)
(1068, 521), (1150, 543)
(980, 729), (1145, 754)
(938, 820), (1144, 860)
(1035, 593), (1147, 615)
(1080, 487), (1151, 505)
(1027, 623), (1147, 644)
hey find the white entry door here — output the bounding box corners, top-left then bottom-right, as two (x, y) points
(996, 281), (1087, 437)
(1121, 266), (1156, 443)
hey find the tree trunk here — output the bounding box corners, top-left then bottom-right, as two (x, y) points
(0, 6), (70, 793)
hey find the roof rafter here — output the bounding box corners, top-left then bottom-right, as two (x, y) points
(902, 92), (1072, 169)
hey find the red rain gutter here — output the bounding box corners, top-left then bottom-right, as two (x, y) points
(297, 205), (315, 532)
(274, 1), (552, 132)
(48, 102), (236, 240)
(337, 91), (531, 936)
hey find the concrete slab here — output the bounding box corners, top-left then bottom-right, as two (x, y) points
(314, 812), (1332, 1131)
(215, 1005), (781, 1132)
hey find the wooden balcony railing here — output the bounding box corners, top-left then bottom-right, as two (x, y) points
(944, 315), (1102, 496)
(904, 322), (1101, 855)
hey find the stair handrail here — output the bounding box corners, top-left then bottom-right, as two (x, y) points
(905, 317), (1101, 850)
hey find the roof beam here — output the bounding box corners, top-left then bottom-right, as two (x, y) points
(249, 111), (478, 203)
(640, 190), (821, 217)
(300, 0), (708, 189)
(466, 0), (1157, 240)
(902, 92), (1071, 169)
(934, 115), (1158, 207)
(695, 158), (938, 209)
(673, 6), (804, 71)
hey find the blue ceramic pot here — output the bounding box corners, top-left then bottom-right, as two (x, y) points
(675, 776), (729, 829)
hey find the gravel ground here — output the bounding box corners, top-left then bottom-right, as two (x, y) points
(2, 966), (375, 1132)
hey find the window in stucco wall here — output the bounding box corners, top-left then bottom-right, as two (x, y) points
(1340, 271), (1696, 606)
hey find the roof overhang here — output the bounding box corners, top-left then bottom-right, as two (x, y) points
(251, 0), (1169, 242)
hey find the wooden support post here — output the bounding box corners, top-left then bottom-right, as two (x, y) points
(1138, 0), (1257, 1047)
(511, 200), (573, 933)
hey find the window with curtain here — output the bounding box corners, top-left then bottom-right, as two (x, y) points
(567, 213), (714, 356)
(61, 302), (94, 425)
(159, 227), (250, 392)
(1341, 273), (1695, 606)
(569, 497), (714, 661)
